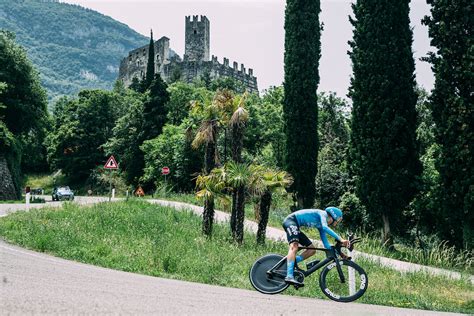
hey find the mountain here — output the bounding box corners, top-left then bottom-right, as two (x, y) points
(0, 0), (148, 103)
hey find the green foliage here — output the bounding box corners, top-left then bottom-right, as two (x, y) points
(144, 30), (155, 90)
(45, 90), (115, 183)
(0, 30), (48, 199)
(339, 192), (370, 232)
(0, 0), (148, 102)
(316, 93), (351, 207)
(166, 82), (211, 125)
(408, 88), (442, 241)
(283, 0), (321, 208)
(348, 0), (421, 241)
(103, 90), (146, 185)
(246, 87), (285, 168)
(141, 123), (202, 192)
(209, 77), (244, 94)
(0, 30), (48, 136)
(422, 0), (474, 249)
(142, 74), (170, 140)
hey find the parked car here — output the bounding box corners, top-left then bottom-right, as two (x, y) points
(52, 186), (74, 201)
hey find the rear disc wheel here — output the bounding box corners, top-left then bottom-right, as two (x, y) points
(249, 254), (289, 294)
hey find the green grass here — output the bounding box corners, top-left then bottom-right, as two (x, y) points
(356, 231), (474, 275)
(149, 192), (474, 274)
(0, 201), (472, 314)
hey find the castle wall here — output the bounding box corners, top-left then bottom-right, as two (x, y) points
(162, 55), (258, 93)
(118, 36), (170, 87)
(118, 16), (258, 93)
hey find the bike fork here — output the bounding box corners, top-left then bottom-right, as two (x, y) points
(334, 257), (346, 283)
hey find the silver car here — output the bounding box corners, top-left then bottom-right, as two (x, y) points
(52, 186), (74, 201)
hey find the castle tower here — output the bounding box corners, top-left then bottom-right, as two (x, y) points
(184, 15), (210, 62)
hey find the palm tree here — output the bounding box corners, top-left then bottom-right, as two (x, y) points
(195, 167), (228, 236)
(225, 161), (253, 244)
(191, 94), (220, 236)
(215, 91), (249, 238)
(249, 166), (293, 245)
(191, 89), (240, 236)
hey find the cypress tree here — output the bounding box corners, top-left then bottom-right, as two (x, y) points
(348, 0), (421, 246)
(283, 0), (321, 208)
(143, 29), (155, 91)
(142, 74), (170, 141)
(422, 0), (473, 249)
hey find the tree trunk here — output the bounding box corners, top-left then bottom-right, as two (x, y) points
(204, 141), (216, 174)
(202, 135), (216, 236)
(230, 190), (237, 237)
(202, 196), (215, 237)
(231, 125), (243, 163)
(234, 185), (245, 244)
(0, 155), (18, 201)
(257, 191), (272, 245)
(381, 214), (394, 249)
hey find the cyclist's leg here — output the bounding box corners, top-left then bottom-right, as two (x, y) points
(297, 232), (316, 261)
(282, 217), (301, 282)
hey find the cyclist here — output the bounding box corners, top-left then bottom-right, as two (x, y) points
(282, 206), (350, 286)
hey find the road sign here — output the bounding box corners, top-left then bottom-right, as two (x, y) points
(161, 166), (170, 175)
(104, 155), (118, 169)
(135, 186), (145, 197)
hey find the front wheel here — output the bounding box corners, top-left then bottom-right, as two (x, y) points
(319, 259), (368, 302)
(249, 254), (289, 294)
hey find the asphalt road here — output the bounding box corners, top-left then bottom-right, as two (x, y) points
(0, 196), (113, 218)
(0, 240), (461, 315)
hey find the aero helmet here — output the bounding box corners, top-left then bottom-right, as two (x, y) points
(325, 207), (343, 221)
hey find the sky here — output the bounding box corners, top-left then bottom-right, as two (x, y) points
(61, 0), (434, 98)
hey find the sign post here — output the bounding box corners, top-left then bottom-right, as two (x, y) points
(104, 155), (119, 201)
(25, 186), (31, 207)
(348, 249), (355, 296)
(162, 166), (170, 188)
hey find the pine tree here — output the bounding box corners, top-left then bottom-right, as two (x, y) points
(283, 0), (321, 208)
(348, 0), (421, 246)
(422, 0), (473, 249)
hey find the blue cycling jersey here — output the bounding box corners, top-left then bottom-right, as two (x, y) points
(293, 209), (341, 249)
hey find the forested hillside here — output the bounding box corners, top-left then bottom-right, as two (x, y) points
(0, 0), (147, 103)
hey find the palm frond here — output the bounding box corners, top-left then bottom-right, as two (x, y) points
(230, 106), (249, 127)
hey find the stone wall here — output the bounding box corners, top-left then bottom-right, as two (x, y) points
(118, 36), (173, 87)
(0, 155), (18, 201)
(184, 15), (210, 62)
(118, 15), (258, 93)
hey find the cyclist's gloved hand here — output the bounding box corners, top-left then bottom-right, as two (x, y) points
(340, 239), (350, 248)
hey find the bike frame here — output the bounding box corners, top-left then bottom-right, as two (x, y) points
(266, 246), (346, 283)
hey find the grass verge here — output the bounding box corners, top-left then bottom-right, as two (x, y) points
(0, 201), (472, 314)
(152, 192), (474, 274)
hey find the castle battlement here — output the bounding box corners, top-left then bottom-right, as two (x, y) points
(186, 15), (209, 24)
(210, 55), (256, 80)
(118, 16), (258, 93)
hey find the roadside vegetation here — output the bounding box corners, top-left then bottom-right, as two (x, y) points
(138, 190), (474, 274)
(25, 172), (473, 274)
(0, 201), (472, 314)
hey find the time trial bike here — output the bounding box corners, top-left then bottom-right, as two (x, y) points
(249, 234), (368, 303)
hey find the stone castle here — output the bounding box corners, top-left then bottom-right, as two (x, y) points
(118, 16), (258, 93)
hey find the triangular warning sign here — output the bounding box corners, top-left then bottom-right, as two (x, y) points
(135, 186), (145, 197)
(104, 155), (119, 169)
